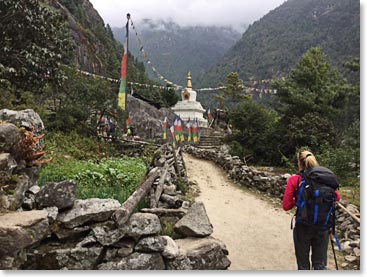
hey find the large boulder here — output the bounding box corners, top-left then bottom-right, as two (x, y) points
(174, 201), (213, 237)
(35, 180), (77, 210)
(0, 123), (20, 154)
(57, 198), (121, 228)
(126, 95), (176, 140)
(0, 109), (44, 132)
(0, 210), (49, 257)
(167, 236), (231, 270)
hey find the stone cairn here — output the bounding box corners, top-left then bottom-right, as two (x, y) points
(0, 110), (230, 270)
(184, 145), (360, 270)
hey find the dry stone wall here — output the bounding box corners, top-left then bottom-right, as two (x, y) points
(184, 145), (360, 270)
(0, 111), (230, 270)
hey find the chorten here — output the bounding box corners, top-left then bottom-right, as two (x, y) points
(172, 72), (208, 127)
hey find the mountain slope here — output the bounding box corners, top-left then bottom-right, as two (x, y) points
(199, 0), (360, 87)
(113, 20), (241, 86)
(50, 0), (148, 81)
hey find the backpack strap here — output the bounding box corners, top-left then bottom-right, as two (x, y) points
(290, 173), (304, 230)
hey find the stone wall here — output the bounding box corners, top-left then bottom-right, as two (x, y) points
(0, 112), (230, 270)
(0, 109), (44, 212)
(184, 145), (360, 270)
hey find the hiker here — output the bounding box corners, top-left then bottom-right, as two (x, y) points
(127, 125), (136, 139)
(282, 150), (341, 270)
(98, 116), (106, 135)
(107, 117), (115, 138)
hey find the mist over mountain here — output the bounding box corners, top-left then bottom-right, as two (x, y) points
(199, 0), (360, 87)
(113, 19), (242, 86)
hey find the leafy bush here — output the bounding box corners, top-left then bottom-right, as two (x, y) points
(228, 99), (281, 165)
(39, 157), (147, 203)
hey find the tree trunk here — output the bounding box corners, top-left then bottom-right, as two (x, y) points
(113, 170), (160, 226)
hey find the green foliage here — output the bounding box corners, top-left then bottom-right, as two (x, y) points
(272, 48), (348, 155)
(39, 66), (122, 135)
(159, 217), (183, 239)
(228, 99), (281, 164)
(215, 72), (250, 108)
(0, 0), (75, 91)
(0, 80), (37, 110)
(39, 131), (148, 203)
(228, 141), (245, 159)
(317, 121), (360, 187)
(339, 186), (360, 207)
(270, 48), (359, 188)
(44, 131), (118, 161)
(273, 48), (346, 122)
(174, 177), (189, 195)
(39, 157), (147, 203)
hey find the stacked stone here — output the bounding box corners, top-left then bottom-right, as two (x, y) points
(336, 201), (360, 270)
(0, 176), (230, 270)
(184, 145), (360, 270)
(0, 109), (44, 212)
(0, 119), (231, 270)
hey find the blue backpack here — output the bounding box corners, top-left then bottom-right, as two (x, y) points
(295, 166), (339, 231)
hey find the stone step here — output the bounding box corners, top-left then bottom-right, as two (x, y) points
(197, 145), (221, 149)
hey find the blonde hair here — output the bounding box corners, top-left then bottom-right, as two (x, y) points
(298, 150), (319, 171)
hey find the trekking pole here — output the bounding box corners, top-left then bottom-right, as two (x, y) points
(329, 233), (338, 270)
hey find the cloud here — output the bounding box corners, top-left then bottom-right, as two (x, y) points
(89, 0), (285, 32)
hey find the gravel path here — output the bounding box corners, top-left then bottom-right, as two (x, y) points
(184, 153), (298, 270)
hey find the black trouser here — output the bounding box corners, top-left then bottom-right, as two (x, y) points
(293, 223), (329, 270)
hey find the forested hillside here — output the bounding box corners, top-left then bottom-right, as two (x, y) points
(113, 19), (241, 86)
(0, 0), (177, 133)
(54, 0), (176, 108)
(199, 0), (359, 87)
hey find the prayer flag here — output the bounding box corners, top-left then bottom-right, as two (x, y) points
(118, 15), (130, 111)
(187, 118), (192, 143)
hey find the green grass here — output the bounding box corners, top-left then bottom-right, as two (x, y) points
(39, 131), (149, 203)
(39, 157), (148, 203)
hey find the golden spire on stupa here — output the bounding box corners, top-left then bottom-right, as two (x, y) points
(186, 71), (192, 88)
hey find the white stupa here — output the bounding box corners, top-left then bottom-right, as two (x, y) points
(172, 72), (208, 127)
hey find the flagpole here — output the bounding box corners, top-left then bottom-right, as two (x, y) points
(118, 13), (130, 112)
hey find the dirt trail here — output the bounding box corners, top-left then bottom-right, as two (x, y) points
(183, 153), (298, 270)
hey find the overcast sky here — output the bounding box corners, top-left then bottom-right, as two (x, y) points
(89, 0), (286, 32)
